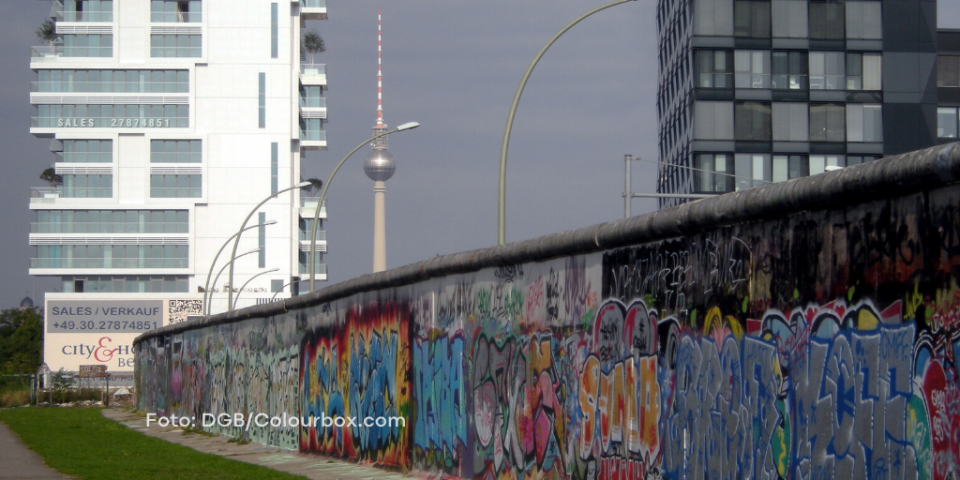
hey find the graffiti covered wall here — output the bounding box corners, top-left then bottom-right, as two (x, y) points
(136, 147), (960, 479)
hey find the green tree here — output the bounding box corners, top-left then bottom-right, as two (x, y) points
(51, 368), (75, 404)
(40, 167), (63, 187)
(0, 307), (44, 392)
(302, 30), (325, 64)
(35, 19), (58, 46)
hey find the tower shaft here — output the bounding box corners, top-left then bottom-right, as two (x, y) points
(373, 181), (387, 273)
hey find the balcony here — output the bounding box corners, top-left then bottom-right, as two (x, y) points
(299, 127), (327, 151)
(56, 10), (113, 22)
(299, 63), (327, 86)
(299, 197), (326, 219)
(298, 262), (328, 276)
(31, 45), (113, 62)
(299, 0), (327, 20)
(30, 187), (60, 204)
(31, 222), (188, 234)
(30, 258), (189, 269)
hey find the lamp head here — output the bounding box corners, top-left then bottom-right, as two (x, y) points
(396, 121), (420, 131)
(295, 181), (313, 188)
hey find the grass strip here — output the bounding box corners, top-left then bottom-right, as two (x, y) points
(0, 408), (306, 480)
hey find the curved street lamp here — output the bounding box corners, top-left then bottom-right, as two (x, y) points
(497, 0), (637, 245)
(202, 219), (276, 314)
(232, 267), (280, 310)
(308, 121), (420, 293)
(227, 181), (312, 311)
(207, 247), (260, 315)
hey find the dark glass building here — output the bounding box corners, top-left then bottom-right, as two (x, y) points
(656, 0), (939, 208)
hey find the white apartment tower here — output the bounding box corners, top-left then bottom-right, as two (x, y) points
(29, 0), (328, 376)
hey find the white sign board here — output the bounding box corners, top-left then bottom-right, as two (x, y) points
(44, 298), (202, 373)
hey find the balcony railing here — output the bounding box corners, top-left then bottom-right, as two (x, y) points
(809, 75), (846, 91)
(299, 96), (327, 109)
(32, 185), (112, 199)
(300, 63), (326, 76)
(31, 81), (189, 93)
(30, 186), (60, 203)
(300, 197), (326, 209)
(734, 73), (771, 89)
(299, 129), (327, 141)
(298, 263), (327, 275)
(31, 258), (189, 269)
(31, 222), (188, 234)
(31, 45), (113, 59)
(300, 0), (326, 8)
(771, 74), (808, 90)
(57, 10), (113, 22)
(151, 12), (202, 23)
(299, 229), (327, 241)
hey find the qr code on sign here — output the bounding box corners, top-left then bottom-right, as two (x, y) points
(168, 299), (202, 324)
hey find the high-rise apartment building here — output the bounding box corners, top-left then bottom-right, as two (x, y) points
(29, 0), (328, 376)
(656, 0), (938, 207)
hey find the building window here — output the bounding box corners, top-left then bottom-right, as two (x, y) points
(61, 1), (113, 22)
(151, 34), (201, 57)
(694, 153), (734, 192)
(735, 153), (770, 190)
(938, 56), (960, 87)
(298, 251), (325, 275)
(299, 85), (325, 107)
(772, 155), (809, 182)
(58, 140), (112, 163)
(271, 279), (284, 293)
(150, 174), (201, 197)
(298, 218), (325, 241)
(35, 210), (188, 234)
(35, 245), (188, 269)
(695, 50), (733, 89)
(734, 0), (771, 38)
(810, 103), (845, 142)
(809, 1), (845, 40)
(694, 0), (734, 36)
(35, 70), (189, 93)
(299, 118), (326, 141)
(258, 212), (266, 268)
(772, 103), (808, 141)
(735, 51), (771, 89)
(60, 175), (112, 198)
(938, 107), (959, 138)
(35, 104), (189, 128)
(271, 143), (278, 194)
(735, 101), (772, 141)
(846, 53), (882, 90)
(845, 2), (881, 40)
(846, 104), (883, 142)
(771, 0), (807, 38)
(694, 101), (734, 140)
(151, 0), (202, 22)
(62, 34), (112, 57)
(271, 3), (279, 58)
(259, 73), (266, 128)
(809, 155), (845, 175)
(847, 155), (880, 166)
(809, 52), (845, 90)
(151, 140), (201, 163)
(771, 51), (807, 90)
(61, 275), (188, 293)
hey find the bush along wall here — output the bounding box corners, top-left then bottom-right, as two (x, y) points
(136, 143), (960, 479)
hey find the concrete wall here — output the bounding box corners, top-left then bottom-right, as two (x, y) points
(135, 143), (960, 479)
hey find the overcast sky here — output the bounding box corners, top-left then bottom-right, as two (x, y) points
(1, 0), (959, 309)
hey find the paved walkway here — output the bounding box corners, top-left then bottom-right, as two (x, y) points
(0, 420), (72, 479)
(102, 409), (419, 480)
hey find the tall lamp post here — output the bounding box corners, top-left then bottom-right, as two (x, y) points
(233, 267), (280, 310)
(497, 0), (637, 245)
(202, 220), (276, 313)
(207, 248), (260, 315)
(308, 121), (420, 293)
(227, 182), (311, 312)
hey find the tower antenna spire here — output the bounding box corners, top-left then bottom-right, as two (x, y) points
(376, 9), (384, 129)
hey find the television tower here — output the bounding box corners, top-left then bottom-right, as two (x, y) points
(363, 10), (395, 273)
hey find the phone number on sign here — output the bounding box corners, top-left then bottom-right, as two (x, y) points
(52, 320), (159, 331)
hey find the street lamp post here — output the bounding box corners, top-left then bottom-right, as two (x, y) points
(307, 121), (420, 293)
(202, 220), (276, 314)
(227, 182), (311, 312)
(232, 267), (280, 310)
(497, 0), (637, 245)
(207, 248), (260, 315)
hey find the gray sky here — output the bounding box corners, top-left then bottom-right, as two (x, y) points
(2, 0), (959, 308)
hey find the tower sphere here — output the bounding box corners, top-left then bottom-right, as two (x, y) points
(364, 148), (395, 181)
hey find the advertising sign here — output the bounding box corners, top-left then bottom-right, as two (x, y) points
(43, 298), (202, 374)
(78, 365), (107, 378)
